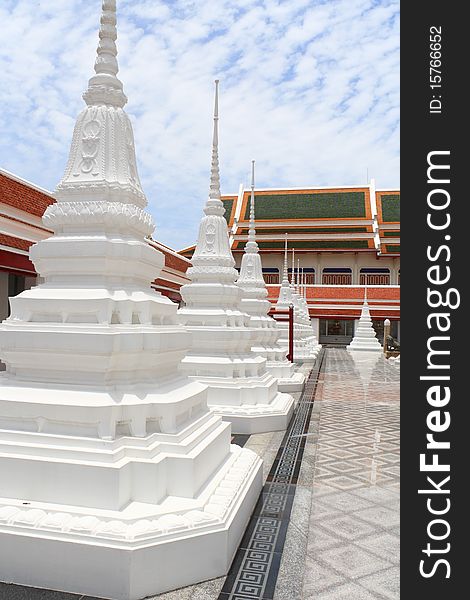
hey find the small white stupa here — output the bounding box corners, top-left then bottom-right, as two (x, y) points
(236, 162), (304, 393)
(178, 83), (294, 434)
(275, 236), (296, 353)
(291, 252), (318, 362)
(0, 3), (262, 598)
(347, 288), (382, 351)
(299, 267), (320, 354)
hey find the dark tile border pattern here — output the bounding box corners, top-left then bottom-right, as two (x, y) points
(218, 351), (326, 600)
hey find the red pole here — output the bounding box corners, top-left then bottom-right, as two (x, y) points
(288, 304), (294, 362)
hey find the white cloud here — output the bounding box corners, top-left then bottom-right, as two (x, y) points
(0, 0), (399, 249)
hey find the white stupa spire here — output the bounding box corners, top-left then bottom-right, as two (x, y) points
(282, 233), (289, 283)
(83, 0), (127, 108)
(297, 259), (301, 294)
(179, 91), (294, 433)
(247, 160), (257, 248)
(276, 234), (293, 308)
(347, 289), (382, 352)
(236, 164), (303, 392)
(190, 80), (234, 267)
(54, 0), (146, 208)
(237, 160), (265, 288)
(0, 7), (263, 598)
(291, 248), (295, 290)
(207, 80), (222, 210)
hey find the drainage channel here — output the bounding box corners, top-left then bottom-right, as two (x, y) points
(218, 349), (326, 600)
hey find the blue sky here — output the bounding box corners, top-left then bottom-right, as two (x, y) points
(0, 0), (399, 249)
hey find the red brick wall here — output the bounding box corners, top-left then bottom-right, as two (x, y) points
(0, 173), (54, 217)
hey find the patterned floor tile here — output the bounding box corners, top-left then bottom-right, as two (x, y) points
(320, 514), (377, 541)
(321, 545), (392, 579)
(302, 560), (346, 595)
(306, 581), (386, 600)
(353, 505), (400, 529)
(302, 348), (399, 600)
(312, 490), (373, 513)
(354, 531), (400, 563)
(358, 566), (400, 599)
(349, 486), (399, 505)
(319, 475), (364, 490)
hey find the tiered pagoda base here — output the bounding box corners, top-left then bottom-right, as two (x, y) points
(265, 361), (305, 392)
(181, 354), (294, 434)
(0, 434), (261, 600)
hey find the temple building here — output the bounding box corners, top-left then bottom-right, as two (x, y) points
(181, 181), (400, 346)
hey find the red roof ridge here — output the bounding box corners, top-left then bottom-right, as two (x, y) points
(147, 238), (191, 264)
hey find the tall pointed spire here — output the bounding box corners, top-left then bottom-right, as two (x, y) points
(83, 0), (127, 108)
(297, 259), (300, 294)
(0, 4), (263, 598)
(291, 248), (295, 289)
(237, 160), (264, 286)
(281, 233), (289, 285)
(189, 80), (234, 264)
(276, 233), (293, 309)
(208, 80), (221, 203)
(54, 0), (145, 207)
(243, 159), (259, 255)
(248, 160), (256, 243)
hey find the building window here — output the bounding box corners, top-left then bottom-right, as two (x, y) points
(262, 268), (280, 284)
(288, 268), (315, 284)
(322, 268), (352, 285)
(360, 268), (391, 285)
(319, 319), (354, 337)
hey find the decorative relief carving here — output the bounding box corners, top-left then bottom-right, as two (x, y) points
(76, 118), (101, 175)
(43, 201), (154, 236)
(83, 84), (127, 109)
(125, 121), (140, 187)
(0, 448), (257, 542)
(203, 224), (216, 254)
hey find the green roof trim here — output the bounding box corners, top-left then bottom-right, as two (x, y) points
(385, 244), (400, 253)
(222, 198), (234, 224)
(238, 240), (370, 250)
(380, 195), (400, 222)
(244, 192), (367, 220)
(240, 226), (370, 235)
(383, 230), (400, 237)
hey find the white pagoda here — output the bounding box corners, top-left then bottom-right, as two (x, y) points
(178, 84), (294, 434)
(299, 268), (321, 354)
(0, 3), (262, 598)
(347, 289), (382, 351)
(236, 162), (304, 392)
(290, 251), (318, 362)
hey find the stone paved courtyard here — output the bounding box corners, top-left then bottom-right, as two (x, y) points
(0, 349), (399, 600)
(299, 348), (400, 600)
